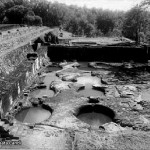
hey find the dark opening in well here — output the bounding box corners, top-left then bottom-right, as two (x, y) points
(76, 105), (115, 129)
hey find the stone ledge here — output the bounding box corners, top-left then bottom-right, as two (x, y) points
(0, 26), (52, 56)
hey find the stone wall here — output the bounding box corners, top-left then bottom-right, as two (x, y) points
(48, 45), (148, 62)
(0, 42), (49, 117)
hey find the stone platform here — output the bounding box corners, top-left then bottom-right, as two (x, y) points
(3, 62), (150, 150)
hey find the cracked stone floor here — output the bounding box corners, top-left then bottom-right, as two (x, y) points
(2, 61), (150, 150)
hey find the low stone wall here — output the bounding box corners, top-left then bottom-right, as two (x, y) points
(48, 45), (148, 62)
(0, 26), (50, 55)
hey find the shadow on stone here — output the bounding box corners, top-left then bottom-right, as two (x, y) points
(15, 105), (52, 124)
(88, 98), (99, 103)
(76, 104), (115, 129)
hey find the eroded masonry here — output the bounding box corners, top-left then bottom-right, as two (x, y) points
(1, 26), (150, 150)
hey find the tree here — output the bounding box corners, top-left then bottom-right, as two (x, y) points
(13, 0), (25, 5)
(85, 23), (96, 37)
(23, 10), (35, 25)
(26, 10), (35, 16)
(5, 5), (28, 24)
(31, 0), (50, 26)
(109, 29), (122, 37)
(3, 0), (15, 9)
(23, 14), (35, 25)
(23, 11), (42, 26)
(96, 13), (115, 35)
(65, 17), (79, 35)
(1, 0), (126, 38)
(34, 15), (42, 26)
(141, 0), (150, 7)
(0, 2), (5, 23)
(122, 6), (149, 43)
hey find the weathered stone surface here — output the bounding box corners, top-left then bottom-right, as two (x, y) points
(59, 61), (68, 68)
(76, 75), (101, 86)
(0, 26), (51, 116)
(92, 84), (108, 92)
(56, 67), (81, 77)
(91, 70), (112, 77)
(69, 83), (85, 91)
(29, 98), (41, 106)
(61, 73), (80, 82)
(19, 125), (73, 150)
(139, 115), (150, 124)
(117, 85), (138, 98)
(122, 62), (133, 69)
(105, 86), (120, 97)
(0, 26), (51, 55)
(4, 59), (150, 149)
(75, 131), (115, 150)
(134, 94), (142, 103)
(113, 131), (150, 150)
(50, 80), (71, 92)
(101, 122), (126, 133)
(59, 62), (80, 69)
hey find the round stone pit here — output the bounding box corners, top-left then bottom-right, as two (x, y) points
(76, 104), (115, 129)
(15, 105), (52, 124)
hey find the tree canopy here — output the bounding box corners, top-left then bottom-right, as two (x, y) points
(96, 13), (115, 35)
(122, 4), (150, 43)
(0, 0), (150, 43)
(5, 5), (28, 24)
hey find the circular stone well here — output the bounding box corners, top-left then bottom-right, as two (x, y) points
(76, 105), (115, 129)
(15, 106), (52, 124)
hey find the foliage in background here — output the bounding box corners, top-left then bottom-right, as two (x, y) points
(0, 0), (150, 43)
(122, 6), (149, 43)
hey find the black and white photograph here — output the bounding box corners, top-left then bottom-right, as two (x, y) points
(0, 0), (150, 149)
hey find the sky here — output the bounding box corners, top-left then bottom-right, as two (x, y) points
(48, 0), (143, 11)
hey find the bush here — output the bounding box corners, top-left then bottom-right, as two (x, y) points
(23, 15), (35, 25)
(110, 29), (122, 37)
(34, 16), (43, 26)
(23, 15), (42, 26)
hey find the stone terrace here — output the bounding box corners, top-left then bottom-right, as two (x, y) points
(0, 26), (52, 56)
